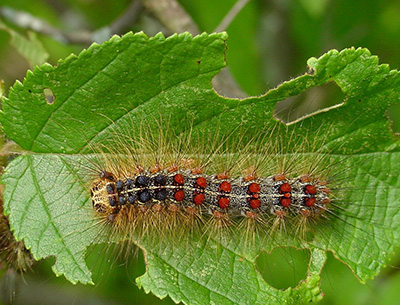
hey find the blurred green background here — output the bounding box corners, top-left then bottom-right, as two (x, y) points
(0, 0), (399, 304)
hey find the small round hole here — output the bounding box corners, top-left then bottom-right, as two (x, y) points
(43, 88), (55, 105)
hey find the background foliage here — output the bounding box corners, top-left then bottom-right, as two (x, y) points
(1, 0), (400, 304)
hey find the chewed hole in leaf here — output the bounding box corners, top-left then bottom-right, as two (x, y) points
(2, 33), (400, 305)
(386, 103), (400, 135)
(256, 247), (310, 290)
(43, 88), (55, 105)
(274, 82), (345, 124)
(318, 252), (380, 304)
(85, 243), (146, 286)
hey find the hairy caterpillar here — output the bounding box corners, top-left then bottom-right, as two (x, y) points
(87, 121), (335, 249)
(1, 114), (398, 305)
(1, 33), (399, 303)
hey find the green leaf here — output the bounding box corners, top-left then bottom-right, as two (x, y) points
(1, 32), (400, 304)
(0, 20), (49, 67)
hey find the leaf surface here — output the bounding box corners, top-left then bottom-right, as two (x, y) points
(0, 20), (49, 67)
(1, 32), (400, 304)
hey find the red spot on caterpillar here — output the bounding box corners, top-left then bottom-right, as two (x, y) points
(174, 174), (185, 185)
(220, 181), (231, 192)
(283, 192), (291, 198)
(249, 199), (261, 209)
(193, 193), (205, 205)
(304, 197), (316, 207)
(196, 177), (207, 188)
(218, 197), (230, 209)
(280, 198), (291, 207)
(304, 184), (317, 195)
(248, 183), (260, 193)
(279, 183), (291, 193)
(174, 190), (185, 201)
